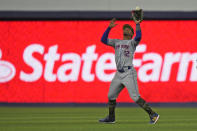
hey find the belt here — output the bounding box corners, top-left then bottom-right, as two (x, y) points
(118, 66), (131, 73)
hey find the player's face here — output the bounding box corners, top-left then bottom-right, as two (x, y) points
(123, 28), (133, 38)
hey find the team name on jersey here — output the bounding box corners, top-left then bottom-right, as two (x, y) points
(115, 44), (129, 49)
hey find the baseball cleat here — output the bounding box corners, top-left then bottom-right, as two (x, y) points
(99, 115), (115, 124)
(149, 113), (160, 124)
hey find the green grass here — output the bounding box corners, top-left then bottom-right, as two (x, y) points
(0, 107), (197, 131)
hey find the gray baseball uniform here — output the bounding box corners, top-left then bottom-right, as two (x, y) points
(106, 38), (140, 102)
(99, 23), (159, 124)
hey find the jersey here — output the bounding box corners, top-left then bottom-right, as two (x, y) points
(100, 25), (142, 102)
(107, 39), (139, 70)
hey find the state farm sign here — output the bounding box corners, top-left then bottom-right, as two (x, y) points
(0, 20), (197, 103)
(1, 44), (196, 83)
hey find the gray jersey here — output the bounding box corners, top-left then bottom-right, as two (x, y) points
(106, 38), (140, 102)
(107, 39), (139, 70)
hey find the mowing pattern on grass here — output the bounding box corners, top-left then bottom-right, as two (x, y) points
(0, 107), (197, 131)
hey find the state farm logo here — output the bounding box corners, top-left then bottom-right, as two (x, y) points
(0, 49), (16, 83)
(1, 44), (197, 83)
(19, 44), (197, 83)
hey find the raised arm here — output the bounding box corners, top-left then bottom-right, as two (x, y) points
(134, 24), (141, 42)
(101, 27), (111, 44)
(101, 18), (117, 46)
(132, 10), (142, 45)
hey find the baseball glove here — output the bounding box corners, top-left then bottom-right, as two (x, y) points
(132, 7), (143, 22)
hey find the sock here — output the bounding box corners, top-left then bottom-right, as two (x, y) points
(136, 97), (155, 116)
(108, 99), (116, 118)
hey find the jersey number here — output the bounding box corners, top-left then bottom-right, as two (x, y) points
(124, 50), (130, 57)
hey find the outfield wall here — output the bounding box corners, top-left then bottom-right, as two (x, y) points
(0, 11), (197, 105)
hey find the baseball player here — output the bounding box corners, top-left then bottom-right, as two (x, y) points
(99, 13), (159, 124)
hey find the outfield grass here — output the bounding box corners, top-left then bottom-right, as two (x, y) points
(0, 107), (196, 131)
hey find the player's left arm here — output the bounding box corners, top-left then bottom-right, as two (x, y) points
(132, 11), (142, 46)
(134, 23), (141, 43)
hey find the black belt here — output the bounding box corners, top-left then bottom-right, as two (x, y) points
(118, 66), (131, 73)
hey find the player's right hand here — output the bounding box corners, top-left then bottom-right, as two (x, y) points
(109, 18), (118, 28)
